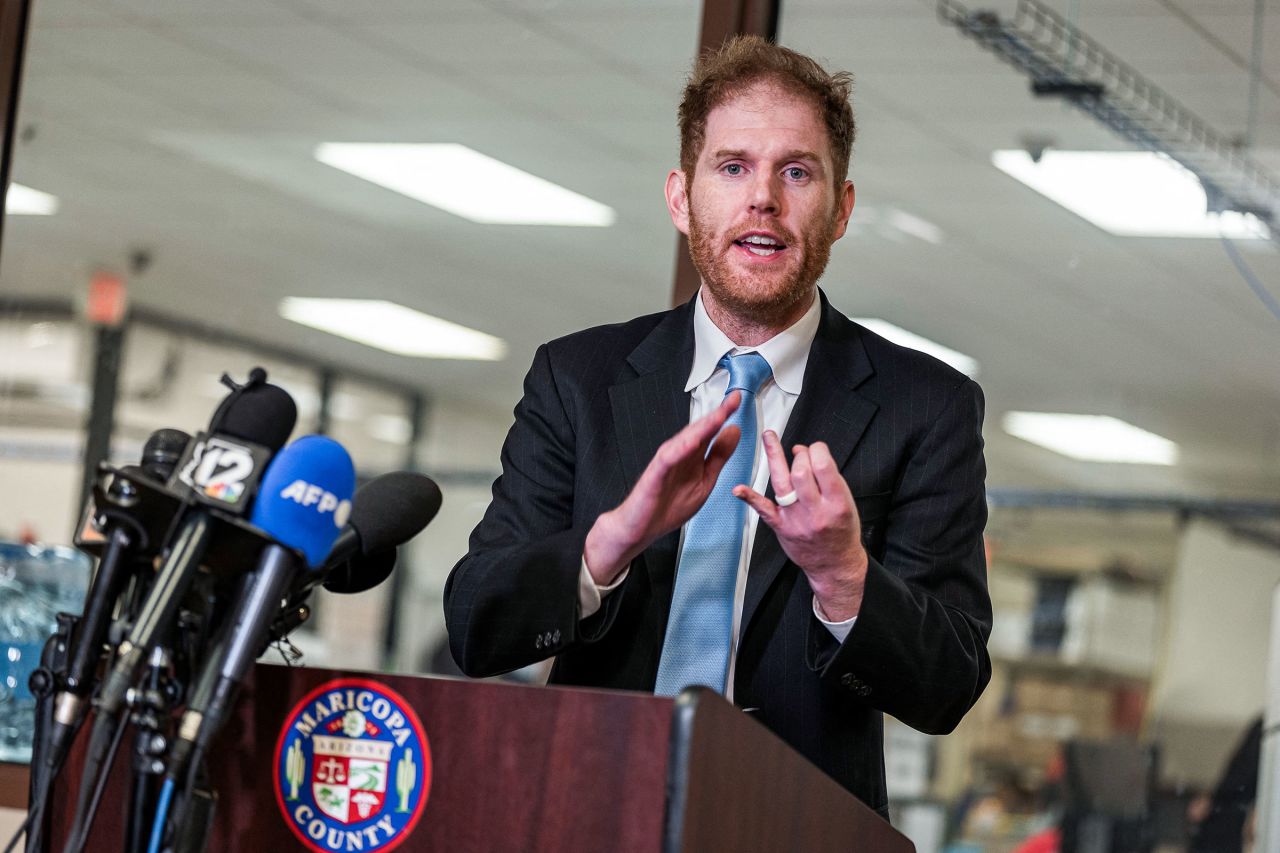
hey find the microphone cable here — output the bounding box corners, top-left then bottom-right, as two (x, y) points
(145, 778), (176, 853)
(1, 804), (36, 853)
(60, 712), (129, 853)
(155, 739), (207, 853)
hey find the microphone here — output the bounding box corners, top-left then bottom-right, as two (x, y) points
(166, 435), (354, 782)
(95, 377), (296, 719)
(267, 472), (439, 647)
(64, 373), (295, 853)
(44, 429), (193, 771)
(138, 428), (192, 483)
(322, 548), (397, 595)
(167, 378), (296, 513)
(319, 471), (443, 594)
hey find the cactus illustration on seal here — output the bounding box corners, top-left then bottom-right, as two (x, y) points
(395, 748), (416, 812)
(285, 740), (305, 800)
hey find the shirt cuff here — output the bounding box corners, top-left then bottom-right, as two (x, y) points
(579, 558), (630, 619)
(813, 595), (857, 643)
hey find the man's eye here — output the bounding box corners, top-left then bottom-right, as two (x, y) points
(786, 167), (808, 180)
(723, 164), (743, 176)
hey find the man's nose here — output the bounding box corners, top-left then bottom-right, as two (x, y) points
(748, 173), (781, 215)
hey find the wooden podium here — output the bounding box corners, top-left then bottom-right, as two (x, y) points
(49, 664), (914, 852)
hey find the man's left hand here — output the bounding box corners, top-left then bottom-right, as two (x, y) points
(733, 431), (868, 621)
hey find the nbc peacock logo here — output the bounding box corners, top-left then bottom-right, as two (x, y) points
(274, 678), (431, 852)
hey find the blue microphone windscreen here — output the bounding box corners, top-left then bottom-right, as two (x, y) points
(250, 435), (356, 567)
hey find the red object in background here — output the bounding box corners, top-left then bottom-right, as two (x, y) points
(1045, 749), (1065, 782)
(1012, 827), (1061, 853)
(85, 271), (127, 326)
(1113, 685), (1147, 734)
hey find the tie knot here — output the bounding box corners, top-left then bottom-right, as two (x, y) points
(720, 352), (772, 395)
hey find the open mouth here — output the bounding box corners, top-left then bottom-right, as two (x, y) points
(733, 234), (787, 257)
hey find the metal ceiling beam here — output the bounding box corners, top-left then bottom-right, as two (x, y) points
(671, 0), (782, 308)
(938, 0), (1280, 232)
(987, 488), (1280, 519)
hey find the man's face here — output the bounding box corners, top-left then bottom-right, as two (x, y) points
(666, 82), (855, 326)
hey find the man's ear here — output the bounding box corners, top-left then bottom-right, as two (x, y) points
(666, 169), (691, 236)
(830, 180), (856, 241)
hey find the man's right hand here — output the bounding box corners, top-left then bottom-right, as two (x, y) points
(582, 391), (742, 585)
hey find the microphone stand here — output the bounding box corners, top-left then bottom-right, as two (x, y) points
(123, 645), (177, 853)
(57, 521), (175, 852)
(25, 612), (78, 853)
(123, 571), (220, 853)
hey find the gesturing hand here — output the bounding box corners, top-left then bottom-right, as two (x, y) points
(583, 392), (743, 585)
(733, 431), (868, 621)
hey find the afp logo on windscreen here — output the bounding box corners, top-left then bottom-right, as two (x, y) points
(280, 479), (352, 529)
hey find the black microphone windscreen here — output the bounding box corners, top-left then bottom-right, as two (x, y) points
(218, 383), (297, 453)
(141, 429), (192, 481)
(349, 472), (442, 554)
(322, 548), (397, 594)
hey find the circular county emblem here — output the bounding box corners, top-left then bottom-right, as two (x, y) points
(274, 678), (431, 853)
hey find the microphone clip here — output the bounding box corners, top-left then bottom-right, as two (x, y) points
(208, 366), (271, 436)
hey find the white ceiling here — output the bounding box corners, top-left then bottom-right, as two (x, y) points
(6, 0), (1280, 515)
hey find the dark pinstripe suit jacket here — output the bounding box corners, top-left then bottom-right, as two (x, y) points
(444, 290), (992, 813)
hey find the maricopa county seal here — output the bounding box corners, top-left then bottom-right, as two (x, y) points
(274, 678), (431, 852)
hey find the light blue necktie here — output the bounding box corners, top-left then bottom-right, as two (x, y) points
(654, 352), (773, 696)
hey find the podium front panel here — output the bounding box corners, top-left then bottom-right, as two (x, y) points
(50, 665), (674, 853)
(49, 665), (914, 852)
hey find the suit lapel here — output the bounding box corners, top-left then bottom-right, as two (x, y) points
(741, 294), (879, 641)
(608, 300), (696, 592)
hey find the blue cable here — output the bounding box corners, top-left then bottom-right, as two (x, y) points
(147, 778), (176, 853)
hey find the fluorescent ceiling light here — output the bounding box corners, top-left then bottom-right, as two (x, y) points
(280, 298), (506, 360)
(1003, 411), (1178, 465)
(884, 209), (945, 244)
(315, 142), (616, 227)
(992, 149), (1269, 239)
(851, 318), (979, 377)
(7, 183), (58, 215)
(848, 205), (945, 244)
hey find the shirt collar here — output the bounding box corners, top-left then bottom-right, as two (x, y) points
(685, 288), (820, 395)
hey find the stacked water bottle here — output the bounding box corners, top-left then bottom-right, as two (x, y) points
(0, 541), (89, 762)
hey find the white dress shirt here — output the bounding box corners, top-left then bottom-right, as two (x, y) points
(579, 289), (855, 696)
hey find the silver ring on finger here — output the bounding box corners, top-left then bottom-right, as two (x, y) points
(775, 490), (799, 507)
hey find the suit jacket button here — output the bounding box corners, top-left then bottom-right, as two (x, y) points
(552, 629), (561, 643)
(535, 635), (543, 649)
(842, 674), (871, 696)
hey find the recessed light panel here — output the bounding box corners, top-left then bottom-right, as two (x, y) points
(280, 297), (506, 361)
(1003, 411), (1178, 465)
(315, 142), (616, 227)
(992, 150), (1268, 239)
(7, 183), (58, 215)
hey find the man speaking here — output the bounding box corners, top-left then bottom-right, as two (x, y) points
(444, 36), (991, 816)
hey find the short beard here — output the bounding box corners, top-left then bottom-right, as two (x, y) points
(687, 201), (837, 330)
